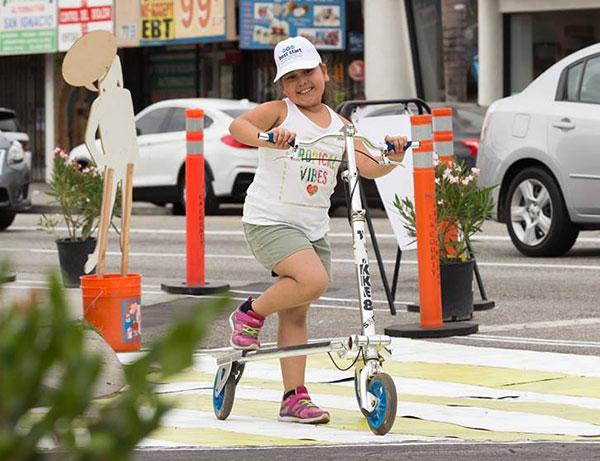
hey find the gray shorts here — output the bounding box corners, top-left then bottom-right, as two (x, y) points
(242, 223), (332, 281)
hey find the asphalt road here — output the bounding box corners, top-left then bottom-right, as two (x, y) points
(2, 201), (600, 459)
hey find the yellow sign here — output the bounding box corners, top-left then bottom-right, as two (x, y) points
(174, 0), (225, 40)
(140, 0), (174, 41)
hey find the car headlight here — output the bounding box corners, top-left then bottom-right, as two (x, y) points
(7, 141), (24, 165)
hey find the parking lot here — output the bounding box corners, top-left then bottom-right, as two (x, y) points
(1, 186), (600, 458)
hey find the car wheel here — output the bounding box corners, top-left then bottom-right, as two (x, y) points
(505, 167), (579, 256)
(173, 172), (219, 216)
(0, 212), (16, 231)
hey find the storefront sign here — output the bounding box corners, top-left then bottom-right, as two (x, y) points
(348, 31), (363, 54)
(239, 0), (345, 50)
(58, 0), (114, 52)
(0, 0), (57, 54)
(140, 0), (174, 41)
(115, 1), (140, 47)
(141, 0), (226, 45)
(347, 59), (364, 81)
(174, 0), (226, 41)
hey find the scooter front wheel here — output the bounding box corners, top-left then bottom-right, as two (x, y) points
(213, 364), (238, 420)
(365, 372), (397, 435)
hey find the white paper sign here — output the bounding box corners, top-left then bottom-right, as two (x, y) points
(58, 0), (113, 52)
(355, 114), (416, 251)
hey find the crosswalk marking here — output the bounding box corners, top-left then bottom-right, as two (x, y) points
(123, 338), (600, 448)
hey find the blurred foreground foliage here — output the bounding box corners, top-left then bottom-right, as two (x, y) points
(0, 269), (226, 460)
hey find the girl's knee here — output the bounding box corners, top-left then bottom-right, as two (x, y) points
(303, 271), (328, 300)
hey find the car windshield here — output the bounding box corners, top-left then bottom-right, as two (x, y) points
(0, 111), (19, 132)
(221, 108), (253, 119)
(453, 108), (484, 135)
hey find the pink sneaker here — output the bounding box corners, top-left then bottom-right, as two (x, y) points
(278, 386), (330, 424)
(229, 298), (264, 350)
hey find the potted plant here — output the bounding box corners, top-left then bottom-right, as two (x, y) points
(394, 158), (495, 320)
(39, 148), (118, 288)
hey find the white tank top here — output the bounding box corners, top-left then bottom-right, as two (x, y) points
(242, 98), (346, 240)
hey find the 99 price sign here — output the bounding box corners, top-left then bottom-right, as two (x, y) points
(175, 0), (226, 40)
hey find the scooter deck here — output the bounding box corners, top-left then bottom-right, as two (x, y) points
(216, 339), (347, 366)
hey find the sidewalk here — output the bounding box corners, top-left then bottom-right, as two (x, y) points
(27, 181), (170, 216)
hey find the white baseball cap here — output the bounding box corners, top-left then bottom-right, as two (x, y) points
(273, 36), (322, 83)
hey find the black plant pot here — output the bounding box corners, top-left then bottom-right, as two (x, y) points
(56, 238), (97, 288)
(440, 259), (474, 321)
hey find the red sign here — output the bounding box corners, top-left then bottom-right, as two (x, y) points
(58, 0), (114, 51)
(348, 60), (364, 82)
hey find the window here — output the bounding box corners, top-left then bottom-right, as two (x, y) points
(579, 56), (600, 104)
(135, 108), (171, 135)
(565, 62), (584, 101)
(164, 108), (214, 132)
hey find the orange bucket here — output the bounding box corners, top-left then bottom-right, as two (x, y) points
(81, 273), (142, 352)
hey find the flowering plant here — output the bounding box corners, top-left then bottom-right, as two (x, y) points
(393, 158), (495, 262)
(39, 148), (118, 241)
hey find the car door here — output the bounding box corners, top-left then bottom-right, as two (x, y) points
(134, 107), (175, 187)
(547, 54), (600, 218)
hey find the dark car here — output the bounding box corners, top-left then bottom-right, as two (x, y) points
(330, 102), (485, 212)
(0, 132), (30, 230)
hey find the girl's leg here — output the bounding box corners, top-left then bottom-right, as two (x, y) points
(277, 303), (309, 391)
(230, 248), (327, 351)
(251, 249), (329, 317)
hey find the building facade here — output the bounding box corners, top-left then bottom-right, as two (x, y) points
(2, 0), (600, 179)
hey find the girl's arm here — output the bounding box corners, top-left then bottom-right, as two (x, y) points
(229, 101), (295, 149)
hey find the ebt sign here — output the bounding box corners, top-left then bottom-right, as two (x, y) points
(58, 0), (113, 51)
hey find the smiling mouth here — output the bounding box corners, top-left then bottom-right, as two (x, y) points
(298, 87), (313, 95)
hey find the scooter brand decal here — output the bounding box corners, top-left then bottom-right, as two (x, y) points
(360, 262), (373, 310)
(363, 318), (375, 329)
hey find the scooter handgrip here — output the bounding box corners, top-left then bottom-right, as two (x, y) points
(258, 132), (296, 147)
(258, 132), (275, 143)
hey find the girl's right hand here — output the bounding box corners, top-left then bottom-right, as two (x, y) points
(267, 127), (296, 149)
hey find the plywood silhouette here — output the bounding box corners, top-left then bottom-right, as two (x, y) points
(62, 31), (140, 276)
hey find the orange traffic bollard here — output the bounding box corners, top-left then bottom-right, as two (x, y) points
(412, 137), (443, 329)
(161, 108), (229, 295)
(385, 110), (478, 339)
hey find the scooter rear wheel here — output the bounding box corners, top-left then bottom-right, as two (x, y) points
(213, 364), (238, 420)
(365, 372), (397, 435)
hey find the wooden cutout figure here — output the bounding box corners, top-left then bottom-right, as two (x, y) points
(62, 31), (140, 276)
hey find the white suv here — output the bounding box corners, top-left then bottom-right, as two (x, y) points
(478, 43), (600, 256)
(70, 98), (258, 214)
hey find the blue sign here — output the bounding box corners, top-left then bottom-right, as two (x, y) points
(348, 32), (363, 54)
(240, 1), (345, 50)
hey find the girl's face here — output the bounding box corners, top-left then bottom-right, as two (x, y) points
(281, 64), (329, 108)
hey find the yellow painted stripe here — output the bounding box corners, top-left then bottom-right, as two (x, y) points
(149, 426), (318, 447)
(297, 356), (600, 399)
(166, 393), (600, 443)
(160, 372), (600, 428)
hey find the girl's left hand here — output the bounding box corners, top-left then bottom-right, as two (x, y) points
(384, 135), (409, 163)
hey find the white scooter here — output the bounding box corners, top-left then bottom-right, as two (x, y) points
(212, 124), (416, 435)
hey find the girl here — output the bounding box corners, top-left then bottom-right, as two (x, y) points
(228, 36), (407, 425)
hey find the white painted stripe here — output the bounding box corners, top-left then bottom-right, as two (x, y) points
(156, 375), (600, 412)
(11, 225), (600, 244)
(480, 318), (600, 332)
(3, 247), (600, 271)
(161, 408), (446, 444)
(161, 384), (600, 436)
(463, 334), (600, 349)
(389, 337), (600, 377)
(135, 441), (600, 451)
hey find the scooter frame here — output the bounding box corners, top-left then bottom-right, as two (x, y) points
(213, 124), (415, 433)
